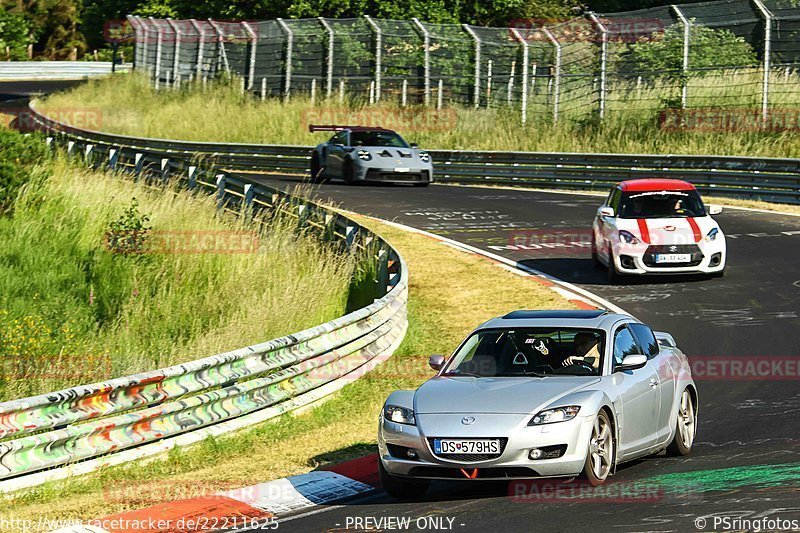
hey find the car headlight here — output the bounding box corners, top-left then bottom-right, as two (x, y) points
(384, 405), (416, 425)
(706, 227), (719, 241)
(357, 150), (372, 161)
(528, 406), (581, 425)
(418, 152), (430, 162)
(618, 230), (640, 245)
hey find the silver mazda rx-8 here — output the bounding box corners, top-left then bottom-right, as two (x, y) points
(378, 310), (697, 498)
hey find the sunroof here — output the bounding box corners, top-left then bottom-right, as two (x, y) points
(502, 310), (607, 320)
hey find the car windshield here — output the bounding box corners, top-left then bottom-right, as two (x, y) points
(350, 131), (408, 148)
(442, 328), (605, 377)
(620, 190), (706, 219)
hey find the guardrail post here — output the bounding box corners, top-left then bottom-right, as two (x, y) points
(542, 27), (561, 124)
(277, 18), (293, 101)
(412, 18), (431, 106)
(463, 25), (481, 109)
(376, 248), (389, 297)
(160, 158), (170, 182)
(188, 165), (197, 189)
(45, 136), (54, 150)
(216, 173), (226, 210)
(672, 5), (691, 109)
(298, 203), (309, 228)
(345, 225), (357, 249)
(84, 144), (94, 167)
(134, 152), (144, 177)
(242, 21), (257, 90)
(108, 148), (119, 170)
(243, 183), (254, 208)
(66, 140), (76, 157)
(319, 18), (334, 99)
(752, 0), (773, 126)
(364, 16), (382, 103)
(587, 12), (608, 120)
(510, 28), (529, 124)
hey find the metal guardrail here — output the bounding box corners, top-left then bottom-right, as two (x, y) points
(0, 105), (407, 484)
(0, 62), (131, 81)
(29, 99), (800, 204)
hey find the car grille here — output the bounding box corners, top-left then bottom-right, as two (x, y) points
(365, 169), (429, 182)
(643, 244), (703, 268)
(426, 437), (508, 462)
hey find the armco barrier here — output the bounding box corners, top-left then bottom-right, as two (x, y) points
(0, 61), (131, 81)
(0, 106), (407, 486)
(28, 100), (800, 204)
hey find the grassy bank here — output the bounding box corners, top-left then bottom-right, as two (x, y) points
(1, 213), (574, 523)
(0, 143), (355, 400)
(39, 73), (800, 158)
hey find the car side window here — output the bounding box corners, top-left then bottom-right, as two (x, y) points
(608, 188), (622, 214)
(331, 131), (347, 145)
(629, 323), (660, 359)
(613, 325), (639, 367)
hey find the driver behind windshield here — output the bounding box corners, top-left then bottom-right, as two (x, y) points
(562, 332), (601, 370)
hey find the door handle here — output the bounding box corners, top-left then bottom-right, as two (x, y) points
(649, 378), (658, 389)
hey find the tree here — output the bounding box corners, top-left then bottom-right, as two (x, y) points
(618, 22), (758, 78)
(0, 8), (32, 59)
(2, 0), (86, 59)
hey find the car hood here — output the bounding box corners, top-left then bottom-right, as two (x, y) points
(414, 376), (600, 415)
(617, 216), (719, 245)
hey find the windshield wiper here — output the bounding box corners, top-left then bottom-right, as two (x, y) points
(442, 371), (484, 378)
(496, 371), (547, 378)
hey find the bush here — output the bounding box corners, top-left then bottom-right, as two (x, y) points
(0, 9), (32, 60)
(0, 129), (50, 212)
(618, 23), (758, 79)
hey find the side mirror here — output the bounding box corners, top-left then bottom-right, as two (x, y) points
(615, 354), (647, 372)
(410, 142), (419, 148)
(429, 354), (445, 371)
(708, 204), (723, 215)
(599, 206), (615, 218)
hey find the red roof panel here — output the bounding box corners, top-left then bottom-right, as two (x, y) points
(619, 178), (696, 192)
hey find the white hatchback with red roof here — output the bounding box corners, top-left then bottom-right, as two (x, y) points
(592, 179), (726, 281)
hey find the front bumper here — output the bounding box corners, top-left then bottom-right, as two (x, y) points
(378, 414), (593, 480)
(355, 164), (433, 184)
(612, 238), (726, 275)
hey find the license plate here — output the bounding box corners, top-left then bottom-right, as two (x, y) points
(433, 439), (500, 455)
(654, 253), (691, 264)
(394, 167), (410, 173)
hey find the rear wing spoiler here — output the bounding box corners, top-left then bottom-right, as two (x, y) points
(308, 124), (350, 132)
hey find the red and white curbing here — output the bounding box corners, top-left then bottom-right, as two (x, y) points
(53, 455), (381, 532)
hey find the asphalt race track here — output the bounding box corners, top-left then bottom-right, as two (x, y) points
(244, 174), (800, 533)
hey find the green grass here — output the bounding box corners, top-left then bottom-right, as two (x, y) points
(0, 213), (573, 524)
(0, 154), (355, 399)
(38, 71), (800, 158)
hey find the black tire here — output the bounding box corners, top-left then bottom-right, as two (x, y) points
(581, 410), (614, 486)
(310, 153), (324, 183)
(666, 388), (696, 456)
(591, 236), (602, 269)
(378, 458), (429, 499)
(607, 246), (621, 284)
(412, 181), (430, 187)
(343, 159), (356, 185)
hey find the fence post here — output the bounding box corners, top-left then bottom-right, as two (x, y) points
(166, 18), (181, 87)
(587, 13), (608, 120)
(364, 16), (382, 102)
(437, 79), (443, 109)
(319, 17), (334, 99)
(412, 18), (431, 106)
(672, 5), (690, 109)
(752, 0), (773, 126)
(510, 28), (529, 125)
(151, 18), (163, 86)
(242, 21), (257, 90)
(277, 18), (293, 101)
(463, 25), (481, 109)
(208, 20), (231, 74)
(136, 17), (148, 72)
(486, 59), (493, 106)
(190, 19), (204, 78)
(543, 27), (561, 124)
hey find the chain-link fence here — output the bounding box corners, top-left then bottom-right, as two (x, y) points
(128, 3), (800, 126)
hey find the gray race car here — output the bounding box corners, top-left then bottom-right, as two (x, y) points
(378, 309), (698, 498)
(309, 125), (433, 186)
